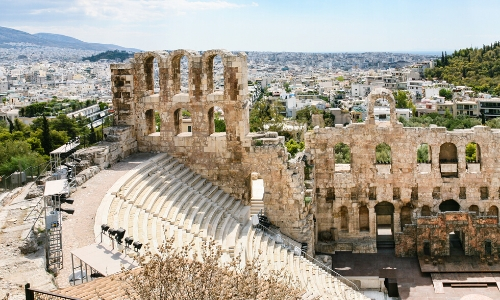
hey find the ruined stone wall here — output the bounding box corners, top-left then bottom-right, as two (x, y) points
(308, 88), (500, 252)
(110, 50), (313, 247)
(396, 212), (500, 257)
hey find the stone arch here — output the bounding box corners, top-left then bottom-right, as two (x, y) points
(173, 107), (193, 136)
(144, 109), (155, 135)
(439, 142), (458, 177)
(340, 206), (349, 232)
(139, 51), (167, 94)
(202, 49), (233, 94)
(208, 105), (226, 135)
(487, 206), (499, 220)
(421, 205), (431, 216)
(469, 204), (479, 215)
(359, 205), (369, 232)
(168, 49), (199, 95)
(400, 205), (412, 230)
(439, 142), (458, 163)
(439, 199), (460, 212)
(366, 88), (397, 125)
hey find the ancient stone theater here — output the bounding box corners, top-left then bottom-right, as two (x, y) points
(101, 48), (500, 298)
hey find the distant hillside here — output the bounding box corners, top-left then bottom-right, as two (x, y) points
(425, 42), (500, 95)
(82, 50), (134, 62)
(0, 26), (141, 52)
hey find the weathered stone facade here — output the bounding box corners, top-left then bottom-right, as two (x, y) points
(309, 88), (500, 255)
(396, 212), (500, 257)
(110, 50), (315, 250)
(111, 51), (500, 258)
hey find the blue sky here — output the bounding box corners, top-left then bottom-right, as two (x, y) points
(1, 0), (499, 52)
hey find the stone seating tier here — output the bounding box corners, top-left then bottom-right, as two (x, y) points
(97, 154), (369, 300)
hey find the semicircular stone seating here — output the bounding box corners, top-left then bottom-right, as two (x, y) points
(95, 153), (368, 300)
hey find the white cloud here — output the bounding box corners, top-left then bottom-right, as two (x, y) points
(73, 0), (256, 21)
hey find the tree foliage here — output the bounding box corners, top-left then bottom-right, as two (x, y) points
(375, 143), (391, 164)
(214, 112), (226, 133)
(465, 142), (477, 163)
(334, 143), (351, 164)
(417, 144), (430, 163)
(425, 42), (500, 95)
(398, 113), (482, 131)
(285, 139), (304, 157)
(439, 88), (453, 100)
(249, 100), (284, 132)
(82, 50), (133, 62)
(118, 239), (302, 300)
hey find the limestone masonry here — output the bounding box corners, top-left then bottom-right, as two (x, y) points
(109, 49), (500, 258)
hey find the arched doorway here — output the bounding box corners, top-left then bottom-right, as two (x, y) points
(488, 206), (499, 222)
(468, 205), (479, 216)
(439, 199), (460, 212)
(375, 201), (395, 249)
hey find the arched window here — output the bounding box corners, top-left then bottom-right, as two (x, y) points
(144, 57), (159, 94)
(421, 205), (431, 216)
(359, 205), (369, 232)
(208, 106), (226, 135)
(340, 206), (349, 232)
(172, 55), (189, 95)
(174, 108), (192, 136)
(466, 142), (481, 173)
(211, 55), (224, 92)
(439, 143), (458, 177)
(487, 206), (498, 221)
(417, 143), (431, 163)
(334, 142), (351, 172)
(144, 109), (161, 136)
(465, 142), (480, 163)
(469, 205), (479, 215)
(375, 143), (391, 164)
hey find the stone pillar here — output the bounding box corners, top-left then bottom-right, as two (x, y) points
(351, 203), (359, 234)
(393, 207), (401, 233)
(369, 206), (376, 236)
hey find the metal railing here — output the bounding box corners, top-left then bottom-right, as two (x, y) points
(255, 212), (360, 292)
(25, 283), (81, 300)
(0, 161), (51, 192)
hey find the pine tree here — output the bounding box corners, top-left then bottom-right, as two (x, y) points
(41, 116), (52, 155)
(89, 123), (97, 144)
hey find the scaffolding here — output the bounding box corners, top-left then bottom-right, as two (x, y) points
(43, 180), (69, 270)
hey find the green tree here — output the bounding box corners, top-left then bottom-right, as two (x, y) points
(89, 123), (97, 144)
(375, 143), (391, 164)
(465, 142), (477, 162)
(334, 143), (351, 163)
(51, 114), (80, 138)
(214, 112), (226, 132)
(285, 139), (305, 157)
(439, 89), (453, 100)
(249, 100), (284, 132)
(417, 144), (430, 163)
(40, 116), (52, 155)
(393, 90), (411, 108)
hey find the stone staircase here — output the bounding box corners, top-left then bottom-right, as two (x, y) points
(95, 153), (369, 300)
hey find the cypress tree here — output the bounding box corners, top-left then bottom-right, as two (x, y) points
(89, 123), (97, 144)
(41, 115), (52, 155)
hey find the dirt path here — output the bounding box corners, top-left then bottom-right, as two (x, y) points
(54, 152), (156, 289)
